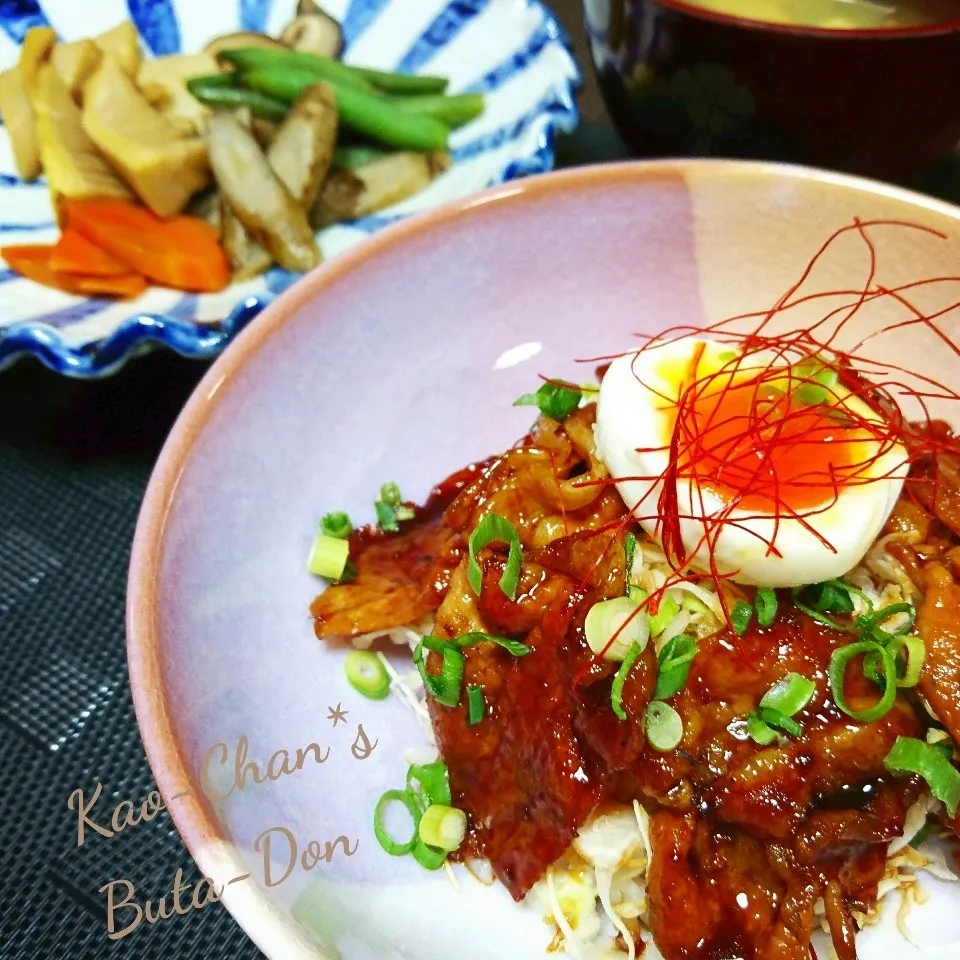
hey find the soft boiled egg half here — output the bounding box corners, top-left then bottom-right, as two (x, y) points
(594, 337), (908, 587)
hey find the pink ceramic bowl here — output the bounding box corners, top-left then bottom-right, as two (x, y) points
(128, 160), (960, 959)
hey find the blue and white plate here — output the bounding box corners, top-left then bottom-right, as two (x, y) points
(0, 0), (580, 377)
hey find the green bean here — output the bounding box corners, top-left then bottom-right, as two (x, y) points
(332, 145), (392, 169)
(349, 65), (448, 95)
(390, 93), (484, 129)
(244, 68), (450, 151)
(186, 72), (236, 89)
(186, 78), (289, 120)
(218, 47), (448, 96)
(240, 66), (321, 103)
(219, 48), (374, 92)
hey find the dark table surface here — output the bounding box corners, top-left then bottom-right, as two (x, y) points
(3, 2), (960, 958)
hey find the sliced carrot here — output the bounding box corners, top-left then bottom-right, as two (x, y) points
(50, 227), (131, 277)
(1, 243), (147, 299)
(65, 198), (231, 293)
(74, 272), (148, 298)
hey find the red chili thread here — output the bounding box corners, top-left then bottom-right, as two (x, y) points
(567, 218), (959, 675)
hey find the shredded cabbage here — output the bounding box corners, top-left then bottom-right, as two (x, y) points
(531, 805), (649, 960)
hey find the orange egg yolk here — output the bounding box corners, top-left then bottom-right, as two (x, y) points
(659, 347), (871, 514)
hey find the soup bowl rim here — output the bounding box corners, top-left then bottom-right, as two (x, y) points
(642, 0), (960, 40)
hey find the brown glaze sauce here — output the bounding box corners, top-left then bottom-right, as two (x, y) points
(310, 417), (960, 959)
(628, 609), (923, 960)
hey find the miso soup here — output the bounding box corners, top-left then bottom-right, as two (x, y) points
(673, 0), (960, 29)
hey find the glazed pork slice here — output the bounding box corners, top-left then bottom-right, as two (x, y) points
(917, 562), (960, 752)
(632, 608), (923, 960)
(911, 442), (960, 540)
(425, 521), (655, 900)
(647, 788), (911, 960)
(426, 558), (603, 899)
(310, 463), (484, 640)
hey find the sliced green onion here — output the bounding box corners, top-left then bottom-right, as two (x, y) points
(759, 672), (816, 717)
(610, 640), (645, 720)
(645, 701), (683, 752)
(747, 712), (778, 745)
(794, 354), (839, 406)
(795, 380), (835, 407)
(375, 498), (399, 533)
(374, 484), (414, 530)
(344, 651), (390, 700)
(307, 533), (350, 579)
(747, 673), (815, 744)
(805, 580), (856, 613)
(453, 631), (531, 657)
(859, 602), (916, 639)
(829, 640), (896, 723)
(513, 380), (582, 422)
(406, 760), (451, 808)
(681, 594), (712, 617)
(374, 789), (420, 856)
(791, 585), (856, 631)
(755, 587), (778, 628)
(826, 408), (856, 427)
(814, 580), (854, 613)
(819, 582), (854, 612)
(653, 634), (698, 700)
(838, 579), (875, 613)
(885, 736), (960, 817)
(411, 839), (448, 870)
(865, 634), (925, 689)
(418, 804), (467, 852)
(909, 819), (934, 848)
(380, 482), (402, 507)
(717, 348), (739, 363)
(757, 382), (787, 405)
(647, 594), (680, 636)
(378, 761), (458, 871)
(658, 633), (698, 674)
(413, 637), (465, 707)
(467, 685), (485, 726)
(797, 577), (877, 626)
(467, 514), (523, 599)
(624, 531), (638, 584)
(933, 742), (955, 761)
(757, 706), (803, 738)
(320, 511), (353, 539)
(585, 596), (649, 661)
(731, 600), (753, 636)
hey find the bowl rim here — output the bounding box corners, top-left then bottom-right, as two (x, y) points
(126, 156), (960, 960)
(649, 0), (960, 39)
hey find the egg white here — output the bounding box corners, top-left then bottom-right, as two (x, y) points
(594, 337), (908, 588)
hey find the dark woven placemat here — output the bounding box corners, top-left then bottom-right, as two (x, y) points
(0, 352), (264, 959)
